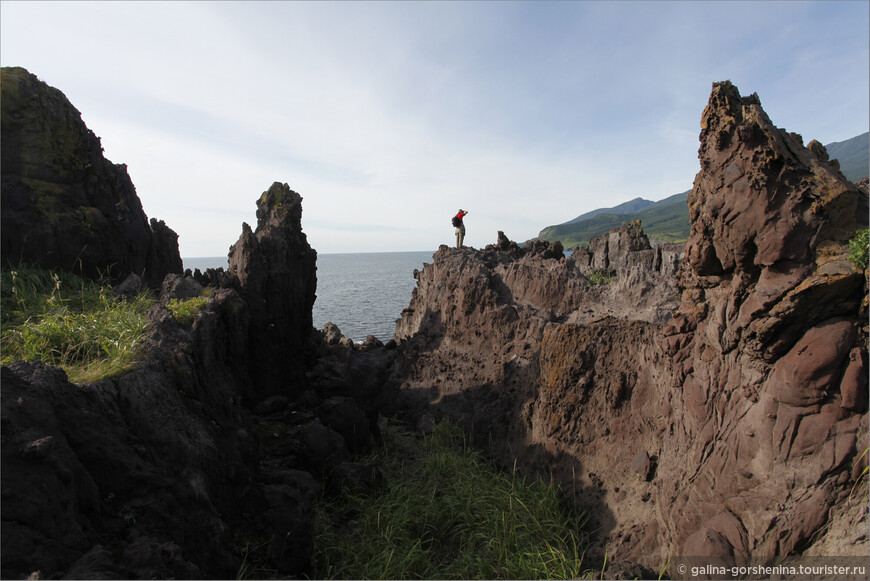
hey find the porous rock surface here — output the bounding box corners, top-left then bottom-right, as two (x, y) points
(0, 66), (182, 287)
(387, 81), (869, 569)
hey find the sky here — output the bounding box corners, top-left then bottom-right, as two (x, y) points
(1, 1), (868, 257)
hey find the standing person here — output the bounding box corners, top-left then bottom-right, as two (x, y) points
(453, 209), (469, 248)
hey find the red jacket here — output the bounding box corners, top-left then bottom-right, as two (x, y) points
(455, 211), (468, 223)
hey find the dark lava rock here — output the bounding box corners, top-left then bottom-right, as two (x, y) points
(253, 395), (290, 415)
(0, 66), (182, 286)
(160, 273), (204, 303)
(228, 182), (318, 402)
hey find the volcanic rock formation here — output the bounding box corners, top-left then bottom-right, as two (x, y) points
(228, 182), (318, 402)
(387, 81), (869, 569)
(1, 181), (381, 578)
(2, 69), (867, 579)
(661, 80), (868, 561)
(0, 67), (182, 286)
(0, 68), (389, 579)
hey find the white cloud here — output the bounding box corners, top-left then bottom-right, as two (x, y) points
(2, 0), (867, 256)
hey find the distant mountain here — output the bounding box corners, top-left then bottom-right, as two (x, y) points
(539, 133), (868, 247)
(539, 192), (689, 248)
(825, 132), (868, 182)
(562, 197), (656, 225)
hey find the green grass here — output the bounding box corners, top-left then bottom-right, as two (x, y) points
(1, 266), (153, 382)
(167, 295), (209, 329)
(311, 419), (593, 580)
(848, 228), (868, 270)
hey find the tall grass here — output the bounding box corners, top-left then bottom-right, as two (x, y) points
(1, 266), (153, 382)
(312, 419), (592, 580)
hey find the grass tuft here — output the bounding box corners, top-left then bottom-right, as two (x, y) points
(312, 419), (592, 580)
(167, 296), (208, 329)
(586, 269), (615, 285)
(1, 266), (153, 382)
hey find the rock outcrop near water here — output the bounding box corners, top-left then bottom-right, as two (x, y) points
(1, 181), (385, 579)
(0, 69), (382, 578)
(2, 70), (867, 580)
(228, 182), (318, 402)
(388, 81), (869, 568)
(0, 67), (182, 286)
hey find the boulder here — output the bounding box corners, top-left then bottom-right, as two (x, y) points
(301, 419), (349, 470)
(253, 395), (290, 416)
(160, 273), (204, 304)
(318, 396), (374, 454)
(322, 322), (346, 345)
(114, 273), (143, 298)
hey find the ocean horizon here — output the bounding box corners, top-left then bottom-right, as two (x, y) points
(183, 250), (435, 342)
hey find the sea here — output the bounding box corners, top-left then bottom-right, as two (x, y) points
(183, 250), (435, 343)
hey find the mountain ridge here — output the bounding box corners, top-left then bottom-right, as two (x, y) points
(539, 132), (869, 247)
(825, 131), (869, 182)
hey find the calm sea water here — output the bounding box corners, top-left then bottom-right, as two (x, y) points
(183, 251), (434, 342)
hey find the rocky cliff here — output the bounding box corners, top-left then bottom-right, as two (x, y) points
(0, 67), (182, 287)
(1, 180), (388, 579)
(0, 68), (390, 580)
(387, 81), (869, 569)
(2, 71), (867, 579)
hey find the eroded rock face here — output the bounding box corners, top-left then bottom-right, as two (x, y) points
(228, 182), (318, 402)
(657, 81), (868, 561)
(0, 259), (382, 581)
(388, 226), (683, 524)
(573, 220), (684, 278)
(0, 67), (182, 286)
(1, 177), (383, 580)
(388, 81), (868, 568)
(1, 292), (258, 579)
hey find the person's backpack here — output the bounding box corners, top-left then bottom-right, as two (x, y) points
(451, 215), (461, 227)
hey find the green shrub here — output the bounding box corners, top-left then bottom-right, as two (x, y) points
(586, 269), (615, 285)
(167, 296), (208, 328)
(848, 228), (869, 270)
(312, 419), (592, 580)
(1, 266), (152, 382)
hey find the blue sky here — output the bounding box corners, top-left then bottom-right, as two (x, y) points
(2, 1), (868, 257)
